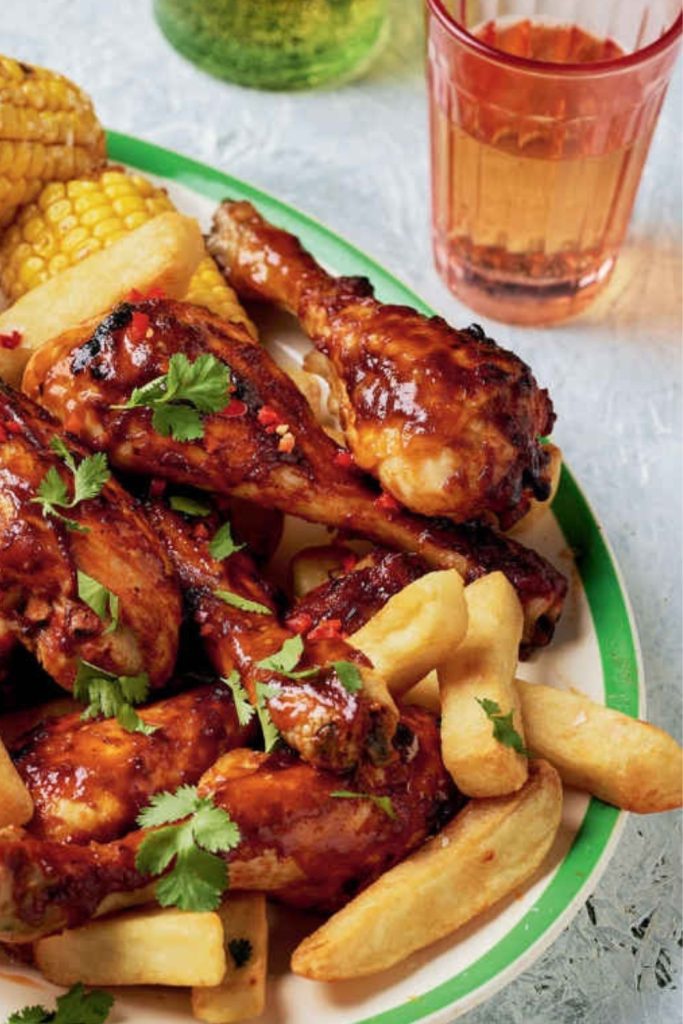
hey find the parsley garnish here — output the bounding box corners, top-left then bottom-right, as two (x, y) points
(115, 353), (230, 442)
(256, 635), (318, 679)
(228, 938), (253, 969)
(330, 790), (396, 820)
(331, 660), (363, 693)
(135, 785), (241, 911)
(73, 660), (156, 736)
(214, 589), (270, 615)
(255, 682), (281, 753)
(476, 698), (529, 755)
(222, 671), (255, 727)
(77, 571), (119, 634)
(209, 521), (244, 561)
(6, 982), (114, 1024)
(169, 494), (211, 516)
(32, 437), (109, 532)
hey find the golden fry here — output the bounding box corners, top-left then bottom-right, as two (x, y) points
(35, 906), (226, 987)
(0, 212), (203, 388)
(351, 570), (467, 695)
(192, 893), (268, 1024)
(292, 760), (562, 980)
(517, 679), (683, 813)
(0, 737), (33, 828)
(439, 572), (526, 797)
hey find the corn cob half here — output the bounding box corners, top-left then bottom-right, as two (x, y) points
(0, 167), (256, 335)
(0, 56), (106, 227)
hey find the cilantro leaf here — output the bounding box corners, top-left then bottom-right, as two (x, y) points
(73, 660), (155, 735)
(116, 353), (230, 442)
(135, 786), (241, 912)
(152, 402), (204, 442)
(54, 983), (114, 1024)
(255, 681), (281, 753)
(476, 697), (529, 756)
(169, 494), (212, 516)
(7, 983), (114, 1024)
(330, 790), (396, 820)
(209, 521), (245, 561)
(256, 635), (319, 679)
(76, 571), (120, 633)
(32, 438), (110, 533)
(222, 671), (255, 727)
(331, 660), (363, 693)
(228, 938), (253, 969)
(214, 589), (271, 615)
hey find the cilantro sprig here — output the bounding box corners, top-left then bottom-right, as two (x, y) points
(135, 785), (241, 911)
(214, 589), (270, 615)
(476, 698), (529, 755)
(330, 790), (396, 820)
(6, 982), (114, 1024)
(32, 437), (109, 532)
(74, 660), (155, 736)
(77, 571), (119, 634)
(115, 353), (230, 442)
(256, 635), (318, 679)
(209, 521), (244, 561)
(255, 682), (281, 753)
(331, 660), (363, 693)
(169, 494), (212, 517)
(222, 671), (255, 727)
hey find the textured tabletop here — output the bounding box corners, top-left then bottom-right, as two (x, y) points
(4, 2), (682, 1021)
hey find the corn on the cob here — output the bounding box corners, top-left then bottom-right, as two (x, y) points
(0, 167), (256, 334)
(0, 56), (105, 227)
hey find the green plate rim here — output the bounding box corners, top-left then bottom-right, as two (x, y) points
(108, 130), (642, 1024)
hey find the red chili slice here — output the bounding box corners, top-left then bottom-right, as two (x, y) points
(375, 491), (400, 513)
(257, 405), (281, 427)
(307, 618), (343, 641)
(149, 478), (167, 498)
(286, 612), (313, 635)
(223, 399), (247, 418)
(333, 450), (354, 468)
(128, 311), (150, 342)
(0, 330), (22, 350)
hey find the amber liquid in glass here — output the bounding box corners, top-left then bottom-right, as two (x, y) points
(431, 21), (650, 324)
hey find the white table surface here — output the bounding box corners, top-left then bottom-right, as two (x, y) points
(3, 1), (682, 1022)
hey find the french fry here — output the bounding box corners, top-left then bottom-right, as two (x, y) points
(0, 737), (33, 827)
(192, 893), (268, 1024)
(34, 906), (226, 987)
(517, 679), (683, 813)
(350, 570), (467, 696)
(403, 670), (440, 715)
(438, 572), (527, 798)
(0, 212), (204, 387)
(292, 760), (562, 980)
(507, 443), (562, 535)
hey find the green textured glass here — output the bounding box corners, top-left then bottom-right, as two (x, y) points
(154, 0), (390, 90)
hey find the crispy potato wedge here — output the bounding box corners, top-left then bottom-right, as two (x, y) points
(351, 570), (467, 696)
(438, 572), (526, 798)
(517, 679), (683, 812)
(0, 212), (204, 387)
(292, 759), (562, 980)
(507, 444), (562, 535)
(0, 737), (33, 828)
(192, 893), (268, 1023)
(403, 670), (440, 715)
(35, 906), (226, 987)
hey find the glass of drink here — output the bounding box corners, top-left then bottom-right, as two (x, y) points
(155, 0), (389, 91)
(426, 1), (681, 325)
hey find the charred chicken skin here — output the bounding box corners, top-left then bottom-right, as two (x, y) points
(146, 498), (398, 772)
(209, 200), (555, 528)
(0, 383), (181, 693)
(10, 683), (253, 845)
(23, 299), (566, 649)
(0, 706), (459, 941)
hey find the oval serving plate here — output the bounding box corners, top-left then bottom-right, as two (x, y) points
(0, 133), (642, 1024)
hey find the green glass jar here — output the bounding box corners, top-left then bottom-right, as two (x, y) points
(154, 0), (390, 91)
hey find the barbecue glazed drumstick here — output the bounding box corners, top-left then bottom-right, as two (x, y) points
(0, 383), (181, 692)
(209, 200), (555, 528)
(10, 683), (253, 844)
(23, 298), (566, 650)
(0, 706), (459, 942)
(145, 498), (398, 772)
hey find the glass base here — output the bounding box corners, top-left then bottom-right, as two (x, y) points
(434, 242), (617, 326)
